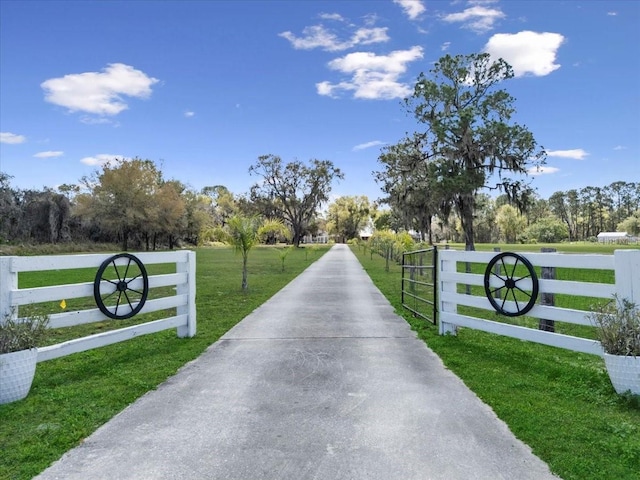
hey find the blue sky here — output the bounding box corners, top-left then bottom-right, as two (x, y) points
(1, 0), (638, 204)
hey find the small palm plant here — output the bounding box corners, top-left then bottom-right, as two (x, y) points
(224, 215), (261, 291)
(276, 246), (295, 272)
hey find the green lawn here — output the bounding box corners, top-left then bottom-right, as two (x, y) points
(352, 244), (640, 480)
(0, 245), (330, 480)
(2, 242), (639, 480)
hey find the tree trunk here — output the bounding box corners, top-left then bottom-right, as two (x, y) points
(122, 230), (129, 251)
(241, 254), (248, 291)
(458, 194), (476, 251)
(292, 227), (302, 247)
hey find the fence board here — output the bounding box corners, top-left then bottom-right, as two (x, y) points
(10, 273), (187, 306)
(440, 250), (615, 269)
(11, 251), (189, 272)
(440, 312), (604, 356)
(440, 291), (597, 326)
(45, 294), (189, 328)
(37, 315), (189, 362)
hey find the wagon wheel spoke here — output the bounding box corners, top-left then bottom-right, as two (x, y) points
(500, 257), (506, 270)
(513, 273), (532, 283)
(122, 290), (135, 312)
(490, 271), (507, 283)
(112, 261), (124, 283)
(490, 285), (506, 296)
(500, 295), (508, 312)
(101, 289), (118, 302)
(514, 285), (532, 297)
(127, 272), (143, 283)
(114, 290), (124, 316)
(122, 258), (132, 282)
(510, 289), (521, 312)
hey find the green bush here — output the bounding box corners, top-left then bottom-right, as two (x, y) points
(588, 296), (640, 356)
(0, 314), (49, 354)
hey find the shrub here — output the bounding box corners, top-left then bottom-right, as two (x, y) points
(588, 296), (640, 356)
(0, 313), (50, 354)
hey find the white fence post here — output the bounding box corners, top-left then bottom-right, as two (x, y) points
(614, 249), (640, 304)
(177, 250), (197, 338)
(438, 251), (458, 336)
(0, 256), (17, 324)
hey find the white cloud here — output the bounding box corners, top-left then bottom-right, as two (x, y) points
(484, 31), (564, 77)
(184, 111), (195, 118)
(41, 63), (159, 116)
(1, 132), (26, 144)
(442, 5), (505, 33)
(528, 166), (560, 176)
(546, 149), (588, 160)
(34, 151), (64, 158)
(394, 0), (426, 20)
(607, 11), (617, 16)
(319, 13), (344, 21)
(80, 116), (117, 125)
(441, 41), (451, 51)
(613, 145), (626, 150)
(279, 25), (389, 51)
(317, 46), (424, 100)
(80, 154), (128, 166)
(353, 140), (386, 151)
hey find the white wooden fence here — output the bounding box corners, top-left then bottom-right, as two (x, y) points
(438, 249), (640, 356)
(0, 251), (196, 362)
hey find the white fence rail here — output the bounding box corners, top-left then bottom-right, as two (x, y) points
(0, 251), (196, 362)
(437, 249), (640, 356)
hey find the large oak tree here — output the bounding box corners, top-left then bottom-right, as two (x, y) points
(77, 158), (161, 250)
(399, 53), (545, 250)
(326, 195), (371, 243)
(249, 154), (343, 246)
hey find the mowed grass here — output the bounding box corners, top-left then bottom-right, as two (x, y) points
(352, 243), (640, 480)
(0, 245), (329, 480)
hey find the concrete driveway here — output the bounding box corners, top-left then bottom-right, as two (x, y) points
(36, 244), (559, 480)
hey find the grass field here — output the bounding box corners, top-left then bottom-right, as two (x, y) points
(353, 243), (640, 480)
(1, 242), (638, 479)
(0, 245), (330, 480)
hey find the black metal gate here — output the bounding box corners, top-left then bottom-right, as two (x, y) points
(401, 247), (438, 324)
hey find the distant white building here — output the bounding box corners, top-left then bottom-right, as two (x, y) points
(359, 218), (375, 240)
(596, 231), (633, 244)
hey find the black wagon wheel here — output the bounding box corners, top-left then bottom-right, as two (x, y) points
(93, 253), (149, 319)
(483, 252), (539, 317)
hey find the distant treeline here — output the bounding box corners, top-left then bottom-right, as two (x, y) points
(1, 165), (638, 248)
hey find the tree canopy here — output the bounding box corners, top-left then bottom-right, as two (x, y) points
(77, 158), (161, 250)
(326, 195), (371, 243)
(249, 154), (343, 246)
(386, 52), (545, 250)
